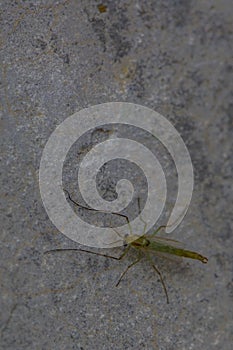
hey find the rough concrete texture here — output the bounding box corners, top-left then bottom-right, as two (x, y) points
(0, 1), (232, 349)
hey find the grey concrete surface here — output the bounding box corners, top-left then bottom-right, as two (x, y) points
(0, 1), (232, 349)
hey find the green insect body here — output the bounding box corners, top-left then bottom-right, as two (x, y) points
(130, 235), (208, 264)
(45, 190), (208, 303)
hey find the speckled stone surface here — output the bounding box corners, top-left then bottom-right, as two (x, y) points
(1, 1), (232, 349)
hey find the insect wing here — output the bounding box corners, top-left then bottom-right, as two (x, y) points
(144, 236), (184, 262)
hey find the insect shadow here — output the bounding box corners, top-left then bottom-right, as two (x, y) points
(44, 190), (208, 304)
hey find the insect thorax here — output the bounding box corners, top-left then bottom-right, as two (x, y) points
(131, 236), (150, 247)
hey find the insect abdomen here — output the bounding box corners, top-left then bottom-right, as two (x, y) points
(150, 242), (208, 263)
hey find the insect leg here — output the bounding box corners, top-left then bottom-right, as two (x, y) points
(137, 197), (147, 234)
(100, 215), (133, 247)
(150, 204), (191, 237)
(64, 189), (132, 232)
(116, 252), (142, 287)
(145, 253), (169, 304)
(150, 225), (168, 237)
(44, 245), (130, 261)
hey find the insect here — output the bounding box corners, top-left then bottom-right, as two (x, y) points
(45, 190), (208, 303)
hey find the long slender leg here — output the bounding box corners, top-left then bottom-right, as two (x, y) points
(145, 253), (169, 304)
(108, 215), (132, 237)
(150, 205), (190, 237)
(137, 197), (147, 234)
(44, 245), (130, 261)
(116, 253), (142, 287)
(64, 189), (132, 233)
(110, 226), (125, 241)
(150, 225), (167, 237)
(100, 225), (124, 246)
(103, 238), (123, 246)
(98, 217), (131, 247)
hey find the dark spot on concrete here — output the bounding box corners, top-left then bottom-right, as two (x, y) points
(90, 18), (106, 50)
(98, 4), (107, 13)
(226, 280), (233, 299)
(62, 53), (70, 64)
(32, 38), (47, 50)
(109, 28), (131, 61)
(127, 63), (145, 98)
(49, 33), (59, 53)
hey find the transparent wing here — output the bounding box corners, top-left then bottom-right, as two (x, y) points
(146, 235), (185, 249)
(143, 235), (185, 263)
(148, 250), (183, 263)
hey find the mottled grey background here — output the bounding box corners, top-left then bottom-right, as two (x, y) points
(1, 1), (232, 349)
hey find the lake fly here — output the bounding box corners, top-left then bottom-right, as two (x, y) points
(45, 190), (208, 303)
